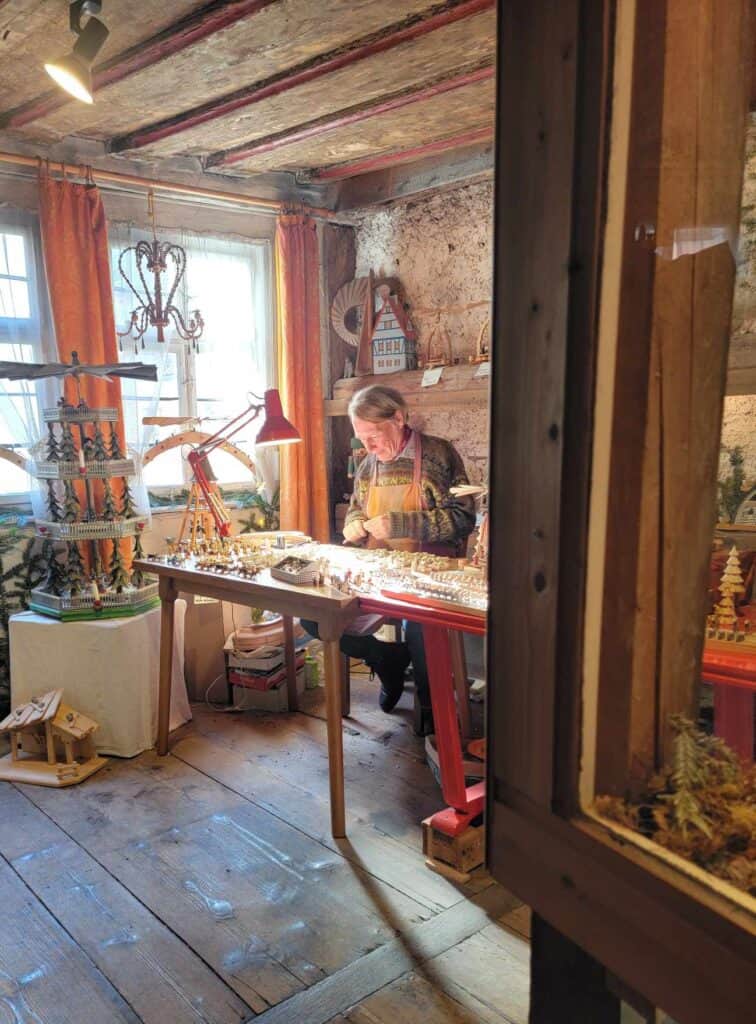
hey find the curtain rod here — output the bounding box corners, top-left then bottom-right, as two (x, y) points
(0, 150), (339, 220)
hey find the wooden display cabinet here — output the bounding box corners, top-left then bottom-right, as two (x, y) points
(487, 2), (755, 1022)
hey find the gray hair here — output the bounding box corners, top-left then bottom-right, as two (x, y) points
(348, 384), (409, 423)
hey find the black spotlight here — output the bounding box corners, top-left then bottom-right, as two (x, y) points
(44, 1), (109, 104)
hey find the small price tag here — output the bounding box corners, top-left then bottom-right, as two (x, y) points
(194, 595), (219, 605)
(421, 366), (443, 387)
(474, 361), (490, 378)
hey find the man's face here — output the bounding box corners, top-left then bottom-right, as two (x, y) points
(352, 412), (406, 462)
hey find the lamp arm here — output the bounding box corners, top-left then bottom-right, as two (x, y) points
(193, 400), (264, 459)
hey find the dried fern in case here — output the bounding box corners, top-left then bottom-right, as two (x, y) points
(596, 715), (756, 896)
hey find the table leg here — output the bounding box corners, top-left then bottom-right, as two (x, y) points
(282, 614), (298, 712)
(341, 654), (351, 717)
(157, 577), (177, 757)
(323, 638), (346, 837)
(423, 622), (468, 809)
(449, 630), (472, 743)
(713, 683), (754, 762)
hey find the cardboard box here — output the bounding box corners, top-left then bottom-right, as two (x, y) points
(182, 594), (257, 701)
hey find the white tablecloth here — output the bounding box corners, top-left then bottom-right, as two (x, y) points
(9, 602), (191, 757)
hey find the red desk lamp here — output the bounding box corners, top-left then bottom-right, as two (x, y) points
(186, 388), (300, 537)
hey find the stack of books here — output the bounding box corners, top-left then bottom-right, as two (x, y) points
(226, 644), (306, 691)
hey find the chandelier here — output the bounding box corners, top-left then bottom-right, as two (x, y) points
(116, 190), (204, 354)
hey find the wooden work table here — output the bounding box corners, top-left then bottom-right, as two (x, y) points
(137, 555), (489, 840)
(134, 558), (359, 837)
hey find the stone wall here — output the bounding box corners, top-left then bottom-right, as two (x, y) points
(721, 115), (756, 483)
(350, 179), (493, 485)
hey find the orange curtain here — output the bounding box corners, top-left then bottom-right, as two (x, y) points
(38, 169), (123, 423)
(275, 214), (329, 541)
(38, 169), (127, 569)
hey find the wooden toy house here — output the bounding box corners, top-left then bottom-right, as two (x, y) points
(370, 287), (417, 374)
(0, 689), (107, 786)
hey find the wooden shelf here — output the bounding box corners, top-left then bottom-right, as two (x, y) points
(325, 364), (490, 417)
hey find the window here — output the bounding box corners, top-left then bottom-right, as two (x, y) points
(0, 213), (49, 501)
(110, 228), (274, 495)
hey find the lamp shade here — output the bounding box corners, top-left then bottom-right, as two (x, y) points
(44, 54), (93, 103)
(255, 389), (301, 447)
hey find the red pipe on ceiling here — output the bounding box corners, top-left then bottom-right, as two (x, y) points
(111, 0), (496, 153)
(307, 126), (493, 182)
(207, 63), (495, 168)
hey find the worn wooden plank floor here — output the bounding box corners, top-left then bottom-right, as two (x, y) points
(0, 671), (529, 1024)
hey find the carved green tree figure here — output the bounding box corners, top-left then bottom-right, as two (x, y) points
(131, 531), (145, 587)
(102, 478), (118, 521)
(46, 480), (62, 522)
(92, 423), (109, 462)
(109, 540), (129, 593)
(719, 446), (747, 523)
(62, 480), (80, 523)
(60, 422), (77, 464)
(45, 546), (67, 596)
(109, 426), (124, 461)
(46, 424), (60, 462)
(120, 479), (137, 518)
(66, 542), (86, 595)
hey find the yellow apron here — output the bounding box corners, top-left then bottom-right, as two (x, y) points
(365, 430), (424, 552)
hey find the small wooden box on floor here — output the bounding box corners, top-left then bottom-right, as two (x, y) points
(422, 816), (485, 875)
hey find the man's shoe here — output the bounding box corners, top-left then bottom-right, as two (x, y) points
(372, 645), (411, 713)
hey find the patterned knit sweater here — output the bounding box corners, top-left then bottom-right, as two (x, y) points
(344, 431), (475, 549)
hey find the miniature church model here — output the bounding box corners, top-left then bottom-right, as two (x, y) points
(0, 689), (106, 786)
(370, 284), (417, 374)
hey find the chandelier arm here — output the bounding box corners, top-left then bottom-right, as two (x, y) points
(118, 246), (146, 311)
(167, 305), (194, 342)
(135, 241), (156, 319)
(163, 244), (186, 314)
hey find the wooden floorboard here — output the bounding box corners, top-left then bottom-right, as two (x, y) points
(0, 785), (251, 1024)
(0, 679), (526, 1023)
(252, 884), (523, 1024)
(0, 850), (142, 1024)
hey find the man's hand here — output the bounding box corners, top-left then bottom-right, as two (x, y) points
(343, 518), (368, 544)
(363, 515), (392, 541)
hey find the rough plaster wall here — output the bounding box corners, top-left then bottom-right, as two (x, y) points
(352, 180), (492, 484)
(721, 115), (756, 483)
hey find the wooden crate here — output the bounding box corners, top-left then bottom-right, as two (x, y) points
(422, 816), (485, 874)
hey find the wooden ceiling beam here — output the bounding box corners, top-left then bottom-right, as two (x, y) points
(206, 63), (494, 168)
(0, 0), (277, 129)
(306, 126), (493, 182)
(110, 0), (495, 154)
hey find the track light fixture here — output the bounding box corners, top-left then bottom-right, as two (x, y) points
(44, 1), (109, 104)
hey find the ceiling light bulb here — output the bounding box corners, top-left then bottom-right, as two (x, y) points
(44, 55), (93, 103)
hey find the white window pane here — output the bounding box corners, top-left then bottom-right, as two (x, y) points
(5, 234), (26, 278)
(9, 279), (30, 319)
(144, 449), (183, 489)
(0, 461), (32, 496)
(203, 447), (256, 486)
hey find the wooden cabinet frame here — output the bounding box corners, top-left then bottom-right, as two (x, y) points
(487, 2), (756, 1021)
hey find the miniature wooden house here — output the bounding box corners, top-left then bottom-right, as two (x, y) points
(370, 288), (417, 374)
(0, 689), (107, 787)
